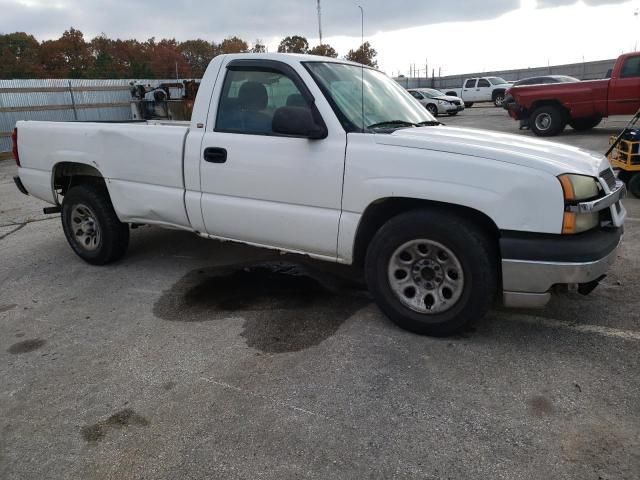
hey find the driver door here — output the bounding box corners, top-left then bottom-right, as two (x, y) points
(198, 59), (347, 259)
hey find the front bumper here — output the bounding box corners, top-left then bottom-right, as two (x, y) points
(501, 227), (623, 308)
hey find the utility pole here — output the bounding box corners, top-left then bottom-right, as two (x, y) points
(317, 0), (323, 45)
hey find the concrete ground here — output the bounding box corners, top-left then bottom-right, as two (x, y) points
(1, 108), (639, 480)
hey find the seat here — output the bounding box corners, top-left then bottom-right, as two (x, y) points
(217, 81), (272, 134)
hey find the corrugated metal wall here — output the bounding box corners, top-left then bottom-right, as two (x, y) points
(0, 79), (189, 155)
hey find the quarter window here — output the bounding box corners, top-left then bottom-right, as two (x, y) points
(216, 68), (312, 135)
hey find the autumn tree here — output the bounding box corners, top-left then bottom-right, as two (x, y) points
(309, 44), (338, 58)
(179, 39), (217, 77)
(277, 35), (309, 54)
(147, 38), (192, 78)
(0, 32), (43, 78)
(345, 42), (378, 68)
(219, 36), (248, 54)
(39, 28), (93, 78)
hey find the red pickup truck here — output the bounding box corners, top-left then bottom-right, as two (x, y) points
(504, 52), (640, 136)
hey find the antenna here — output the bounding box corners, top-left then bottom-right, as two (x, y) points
(358, 5), (364, 132)
(317, 0), (323, 45)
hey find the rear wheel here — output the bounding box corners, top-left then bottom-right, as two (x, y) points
(426, 104), (438, 116)
(365, 210), (497, 336)
(628, 173), (640, 199)
(61, 183), (129, 265)
(529, 105), (567, 137)
(464, 102), (474, 108)
(569, 117), (602, 131)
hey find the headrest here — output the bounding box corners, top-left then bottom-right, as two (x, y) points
(238, 81), (268, 111)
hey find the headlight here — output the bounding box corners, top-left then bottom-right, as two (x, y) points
(437, 100), (448, 105)
(558, 174), (600, 234)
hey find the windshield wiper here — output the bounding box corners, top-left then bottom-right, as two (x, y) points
(418, 120), (444, 126)
(366, 120), (420, 129)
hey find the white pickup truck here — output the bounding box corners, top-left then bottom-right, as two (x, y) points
(12, 53), (627, 336)
(443, 76), (512, 108)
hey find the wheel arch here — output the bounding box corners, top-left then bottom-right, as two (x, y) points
(52, 161), (107, 203)
(529, 99), (569, 116)
(352, 197), (501, 267)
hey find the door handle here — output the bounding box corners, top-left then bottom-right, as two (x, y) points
(204, 147), (227, 163)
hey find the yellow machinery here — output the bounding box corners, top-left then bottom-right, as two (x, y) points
(607, 109), (640, 198)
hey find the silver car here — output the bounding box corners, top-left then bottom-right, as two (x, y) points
(408, 88), (465, 117)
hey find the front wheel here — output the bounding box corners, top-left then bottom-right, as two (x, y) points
(426, 104), (438, 116)
(365, 210), (497, 336)
(493, 93), (505, 107)
(628, 173), (640, 199)
(61, 183), (129, 265)
(529, 105), (567, 137)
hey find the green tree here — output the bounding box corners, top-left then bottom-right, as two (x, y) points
(0, 32), (42, 78)
(277, 35), (309, 54)
(179, 39), (217, 77)
(345, 42), (378, 68)
(309, 44), (338, 58)
(251, 39), (266, 53)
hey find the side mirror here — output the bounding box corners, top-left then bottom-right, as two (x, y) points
(272, 106), (328, 140)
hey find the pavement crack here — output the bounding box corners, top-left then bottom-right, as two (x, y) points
(0, 223), (26, 240)
(0, 217), (57, 229)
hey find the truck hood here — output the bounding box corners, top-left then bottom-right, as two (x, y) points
(375, 126), (607, 177)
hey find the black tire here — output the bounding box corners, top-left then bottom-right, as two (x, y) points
(365, 210), (497, 337)
(426, 104), (438, 116)
(529, 105), (567, 137)
(493, 91), (506, 107)
(61, 183), (129, 265)
(464, 102), (474, 108)
(618, 170), (633, 184)
(447, 111), (459, 116)
(628, 173), (640, 199)
(569, 117), (602, 131)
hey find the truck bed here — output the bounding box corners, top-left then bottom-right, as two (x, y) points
(17, 120), (191, 229)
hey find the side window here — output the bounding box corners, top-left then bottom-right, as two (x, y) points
(216, 68), (312, 135)
(620, 56), (640, 79)
(477, 79), (491, 88)
(410, 91), (423, 99)
(464, 79), (477, 89)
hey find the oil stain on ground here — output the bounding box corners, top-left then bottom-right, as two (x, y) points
(153, 262), (370, 353)
(7, 338), (46, 354)
(528, 395), (555, 417)
(81, 409), (150, 444)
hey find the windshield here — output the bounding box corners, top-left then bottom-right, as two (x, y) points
(305, 62), (436, 131)
(488, 77), (508, 85)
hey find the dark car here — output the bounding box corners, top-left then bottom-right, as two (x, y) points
(512, 75), (580, 87)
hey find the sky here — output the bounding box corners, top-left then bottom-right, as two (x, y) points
(1, 0), (639, 76)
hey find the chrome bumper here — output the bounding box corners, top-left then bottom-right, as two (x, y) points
(502, 240), (621, 309)
(567, 180), (626, 214)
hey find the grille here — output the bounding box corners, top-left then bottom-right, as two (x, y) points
(600, 168), (616, 190)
